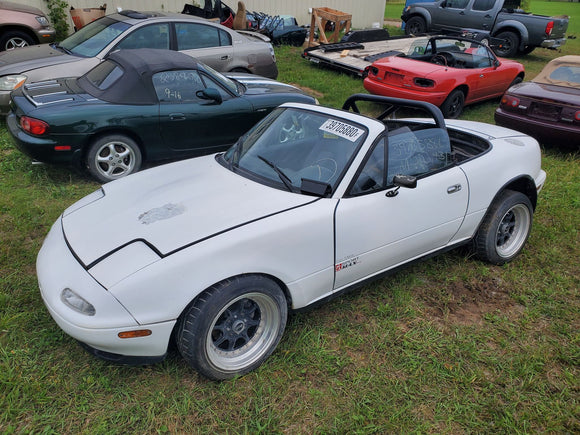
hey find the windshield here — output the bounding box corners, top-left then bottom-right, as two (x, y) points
(60, 17), (131, 57)
(223, 107), (367, 193)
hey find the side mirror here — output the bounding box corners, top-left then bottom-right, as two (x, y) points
(196, 88), (222, 104)
(386, 174), (417, 197)
(440, 0), (447, 7)
(394, 174), (417, 188)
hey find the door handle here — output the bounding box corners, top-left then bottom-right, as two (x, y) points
(220, 55), (230, 60)
(169, 113), (185, 121)
(447, 184), (462, 194)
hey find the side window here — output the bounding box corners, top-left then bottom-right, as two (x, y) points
(350, 138), (386, 195)
(387, 127), (452, 184)
(176, 23), (229, 50)
(152, 70), (205, 102)
(446, 0), (469, 8)
(114, 24), (170, 50)
(472, 44), (493, 68)
(473, 0), (495, 11)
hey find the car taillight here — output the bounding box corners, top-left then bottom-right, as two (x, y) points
(575, 111), (580, 122)
(414, 77), (435, 87)
(20, 116), (49, 135)
(545, 21), (554, 37)
(501, 95), (520, 109)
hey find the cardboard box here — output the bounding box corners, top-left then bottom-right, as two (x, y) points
(70, 4), (106, 30)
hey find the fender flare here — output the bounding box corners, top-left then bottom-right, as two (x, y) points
(493, 20), (529, 49)
(404, 8), (433, 29)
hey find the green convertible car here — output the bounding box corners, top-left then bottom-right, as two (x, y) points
(7, 48), (316, 182)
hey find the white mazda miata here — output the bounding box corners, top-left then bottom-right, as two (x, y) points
(37, 95), (546, 380)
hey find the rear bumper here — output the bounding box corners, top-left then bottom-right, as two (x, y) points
(495, 108), (580, 145)
(541, 37), (566, 49)
(364, 78), (449, 106)
(6, 111), (84, 166)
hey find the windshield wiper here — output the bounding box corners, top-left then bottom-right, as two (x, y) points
(52, 43), (73, 55)
(257, 155), (293, 192)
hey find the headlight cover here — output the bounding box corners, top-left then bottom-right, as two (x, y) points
(0, 74), (27, 91)
(36, 16), (50, 26)
(61, 288), (96, 316)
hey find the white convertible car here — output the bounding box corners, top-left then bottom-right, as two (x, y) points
(37, 95), (546, 380)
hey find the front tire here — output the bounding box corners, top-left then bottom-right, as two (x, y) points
(0, 31), (34, 51)
(405, 16), (427, 35)
(473, 190), (533, 265)
(177, 275), (288, 380)
(86, 134), (142, 183)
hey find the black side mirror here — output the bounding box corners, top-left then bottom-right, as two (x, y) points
(386, 174), (417, 197)
(440, 0), (447, 7)
(196, 88), (222, 104)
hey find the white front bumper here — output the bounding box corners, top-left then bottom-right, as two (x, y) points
(37, 219), (175, 358)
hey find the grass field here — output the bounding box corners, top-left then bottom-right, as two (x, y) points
(0, 2), (578, 433)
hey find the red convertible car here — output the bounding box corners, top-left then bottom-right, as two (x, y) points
(363, 36), (525, 118)
(495, 55), (580, 147)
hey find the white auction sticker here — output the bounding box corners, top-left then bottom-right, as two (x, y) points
(319, 119), (364, 142)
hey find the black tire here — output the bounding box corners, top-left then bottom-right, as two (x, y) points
(0, 30), (35, 51)
(405, 16), (427, 35)
(441, 89), (465, 119)
(177, 275), (288, 380)
(86, 134), (142, 183)
(519, 45), (535, 55)
(508, 76), (523, 88)
(493, 31), (519, 58)
(473, 190), (533, 265)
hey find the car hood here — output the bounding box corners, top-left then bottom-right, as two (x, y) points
(510, 81), (580, 106)
(0, 44), (76, 74)
(62, 155), (314, 267)
(0, 1), (45, 15)
(228, 73), (307, 96)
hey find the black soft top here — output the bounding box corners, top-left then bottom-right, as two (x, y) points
(77, 48), (202, 105)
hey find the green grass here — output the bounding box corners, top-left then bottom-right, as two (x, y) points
(1, 2), (579, 432)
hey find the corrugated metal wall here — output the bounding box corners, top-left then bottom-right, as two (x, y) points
(19, 0), (386, 33)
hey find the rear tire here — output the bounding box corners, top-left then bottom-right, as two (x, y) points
(177, 275), (288, 380)
(86, 134), (142, 183)
(473, 190), (533, 265)
(441, 89), (465, 119)
(493, 31), (519, 57)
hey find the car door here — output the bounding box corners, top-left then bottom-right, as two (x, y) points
(333, 129), (468, 290)
(153, 69), (254, 153)
(174, 22), (234, 72)
(466, 44), (511, 101)
(431, 0), (471, 31)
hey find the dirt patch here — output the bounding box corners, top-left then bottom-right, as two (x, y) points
(415, 275), (523, 326)
(289, 84), (324, 99)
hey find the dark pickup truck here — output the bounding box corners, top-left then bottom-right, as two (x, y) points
(401, 0), (569, 57)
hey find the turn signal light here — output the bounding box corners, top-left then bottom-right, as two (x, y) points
(20, 116), (49, 135)
(118, 330), (152, 339)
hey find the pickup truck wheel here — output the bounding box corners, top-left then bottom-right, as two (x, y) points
(441, 89), (464, 119)
(473, 190), (533, 265)
(493, 31), (519, 57)
(177, 275), (288, 380)
(405, 17), (427, 35)
(86, 135), (142, 183)
(0, 31), (34, 51)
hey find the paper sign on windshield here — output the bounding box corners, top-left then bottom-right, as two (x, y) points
(319, 119), (364, 142)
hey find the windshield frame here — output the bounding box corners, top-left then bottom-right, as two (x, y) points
(219, 107), (368, 196)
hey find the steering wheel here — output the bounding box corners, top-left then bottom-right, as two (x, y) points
(300, 158), (338, 182)
(431, 51), (454, 67)
(279, 115), (306, 143)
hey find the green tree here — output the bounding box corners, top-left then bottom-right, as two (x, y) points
(44, 0), (70, 41)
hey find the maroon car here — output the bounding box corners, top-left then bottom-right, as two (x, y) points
(495, 56), (580, 146)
